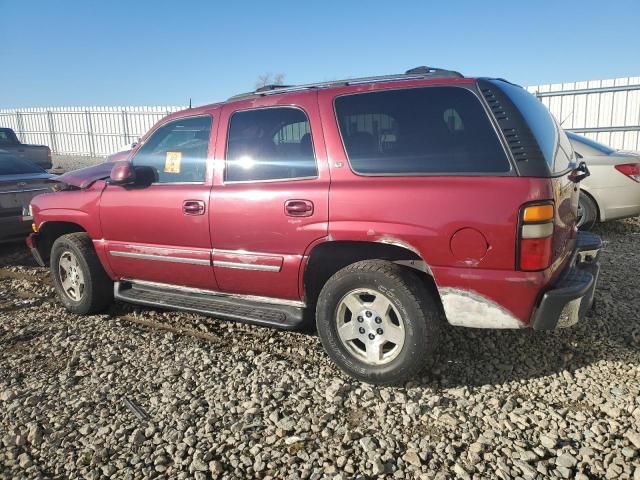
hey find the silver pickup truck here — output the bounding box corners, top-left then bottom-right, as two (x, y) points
(0, 128), (52, 170)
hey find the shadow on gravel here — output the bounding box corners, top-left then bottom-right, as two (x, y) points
(0, 241), (38, 268)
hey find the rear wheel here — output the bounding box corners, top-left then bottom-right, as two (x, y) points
(577, 192), (598, 230)
(50, 233), (113, 314)
(316, 260), (440, 384)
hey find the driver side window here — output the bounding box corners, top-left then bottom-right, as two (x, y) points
(133, 116), (212, 183)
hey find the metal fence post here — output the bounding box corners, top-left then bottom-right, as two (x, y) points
(85, 110), (95, 157)
(15, 111), (24, 141)
(46, 110), (57, 154)
(121, 110), (129, 146)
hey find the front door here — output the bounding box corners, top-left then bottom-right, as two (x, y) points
(100, 114), (217, 290)
(210, 94), (329, 301)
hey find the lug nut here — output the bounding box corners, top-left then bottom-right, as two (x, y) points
(359, 327), (365, 334)
(376, 328), (383, 335)
(365, 311), (372, 318)
(357, 316), (364, 323)
(368, 333), (375, 340)
(375, 317), (382, 324)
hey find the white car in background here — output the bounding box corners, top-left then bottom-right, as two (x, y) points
(566, 131), (640, 229)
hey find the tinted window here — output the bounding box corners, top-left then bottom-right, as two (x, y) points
(0, 155), (45, 175)
(133, 116), (212, 183)
(0, 129), (19, 145)
(497, 82), (575, 173)
(335, 87), (510, 175)
(226, 108), (317, 182)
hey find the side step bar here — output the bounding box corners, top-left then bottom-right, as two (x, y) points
(114, 281), (305, 330)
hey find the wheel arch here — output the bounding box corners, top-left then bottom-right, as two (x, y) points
(34, 221), (87, 265)
(301, 240), (442, 312)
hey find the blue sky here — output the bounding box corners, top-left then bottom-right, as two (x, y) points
(1, 0), (639, 108)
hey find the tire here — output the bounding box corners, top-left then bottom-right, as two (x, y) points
(316, 260), (440, 385)
(577, 192), (598, 230)
(50, 233), (113, 314)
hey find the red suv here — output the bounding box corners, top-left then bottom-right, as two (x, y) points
(27, 67), (601, 384)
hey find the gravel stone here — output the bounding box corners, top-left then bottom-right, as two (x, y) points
(556, 452), (578, 468)
(540, 433), (558, 450)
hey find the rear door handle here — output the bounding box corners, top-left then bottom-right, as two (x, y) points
(285, 199), (313, 217)
(183, 200), (206, 215)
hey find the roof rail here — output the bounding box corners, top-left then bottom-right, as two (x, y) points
(255, 84), (293, 93)
(228, 66), (464, 101)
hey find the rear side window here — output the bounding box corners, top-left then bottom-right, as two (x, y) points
(335, 87), (510, 175)
(497, 82), (575, 173)
(226, 107), (317, 182)
(0, 129), (19, 145)
(133, 116), (212, 183)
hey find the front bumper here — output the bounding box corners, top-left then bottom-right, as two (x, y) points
(531, 231), (602, 330)
(26, 232), (46, 267)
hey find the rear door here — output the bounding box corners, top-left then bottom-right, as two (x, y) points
(210, 93), (329, 301)
(100, 114), (217, 290)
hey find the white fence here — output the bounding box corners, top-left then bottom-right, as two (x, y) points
(0, 106), (185, 157)
(527, 76), (640, 151)
(1, 75), (639, 156)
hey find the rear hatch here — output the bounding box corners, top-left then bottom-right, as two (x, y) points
(478, 79), (579, 274)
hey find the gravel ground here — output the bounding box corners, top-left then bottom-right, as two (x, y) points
(1, 219), (639, 479)
(50, 155), (106, 174)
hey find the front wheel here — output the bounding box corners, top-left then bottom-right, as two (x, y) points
(50, 233), (113, 314)
(316, 260), (440, 384)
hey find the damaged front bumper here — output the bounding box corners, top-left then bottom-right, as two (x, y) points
(531, 231), (602, 330)
(26, 232), (46, 267)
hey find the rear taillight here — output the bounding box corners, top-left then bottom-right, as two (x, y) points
(614, 163), (640, 182)
(47, 147), (52, 160)
(518, 203), (554, 271)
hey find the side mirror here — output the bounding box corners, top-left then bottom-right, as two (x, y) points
(108, 161), (157, 187)
(108, 161), (136, 186)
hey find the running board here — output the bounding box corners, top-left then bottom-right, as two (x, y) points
(114, 281), (305, 330)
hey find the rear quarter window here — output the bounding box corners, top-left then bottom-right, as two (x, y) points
(496, 81), (575, 174)
(334, 86), (510, 175)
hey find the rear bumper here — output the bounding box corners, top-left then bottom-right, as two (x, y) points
(531, 231), (602, 330)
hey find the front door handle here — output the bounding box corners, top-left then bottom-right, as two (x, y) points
(183, 200), (205, 215)
(285, 199), (313, 217)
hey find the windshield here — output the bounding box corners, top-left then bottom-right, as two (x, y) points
(566, 131), (616, 155)
(0, 155), (45, 175)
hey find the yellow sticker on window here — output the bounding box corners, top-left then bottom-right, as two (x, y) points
(164, 151), (182, 173)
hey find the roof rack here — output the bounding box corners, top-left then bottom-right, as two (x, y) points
(228, 66), (464, 101)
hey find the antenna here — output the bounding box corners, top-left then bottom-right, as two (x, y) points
(189, 98), (192, 109)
